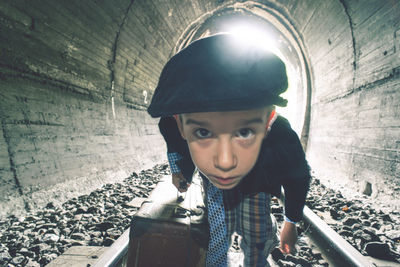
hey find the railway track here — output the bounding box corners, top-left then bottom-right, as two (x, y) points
(88, 176), (381, 267)
(2, 165), (398, 266)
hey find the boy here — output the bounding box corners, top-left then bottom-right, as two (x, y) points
(147, 34), (310, 266)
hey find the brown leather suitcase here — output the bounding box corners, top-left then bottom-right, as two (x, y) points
(127, 175), (208, 267)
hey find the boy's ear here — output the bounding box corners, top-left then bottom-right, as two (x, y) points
(173, 115), (186, 140)
(264, 106), (276, 137)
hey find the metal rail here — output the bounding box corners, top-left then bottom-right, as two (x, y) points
(92, 228), (130, 267)
(302, 206), (375, 267)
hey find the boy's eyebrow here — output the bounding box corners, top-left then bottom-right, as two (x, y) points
(240, 118), (264, 125)
(184, 117), (264, 126)
(184, 119), (209, 126)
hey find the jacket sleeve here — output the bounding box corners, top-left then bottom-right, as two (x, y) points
(263, 117), (311, 222)
(158, 117), (196, 183)
(280, 138), (310, 223)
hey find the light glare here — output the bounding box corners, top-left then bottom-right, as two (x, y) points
(226, 24), (278, 53)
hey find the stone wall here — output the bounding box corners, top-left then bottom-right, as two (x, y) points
(0, 0), (173, 217)
(287, 0), (400, 207)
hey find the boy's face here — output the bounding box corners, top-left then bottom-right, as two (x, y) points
(175, 107), (272, 190)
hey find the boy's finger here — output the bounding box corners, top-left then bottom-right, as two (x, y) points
(177, 187), (187, 193)
(180, 183), (191, 192)
(172, 180), (190, 192)
(279, 243), (290, 254)
(179, 180), (188, 189)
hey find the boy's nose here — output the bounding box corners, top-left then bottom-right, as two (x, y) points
(214, 138), (237, 172)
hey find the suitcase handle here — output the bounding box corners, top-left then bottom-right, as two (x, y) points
(173, 206), (190, 218)
(172, 206), (205, 219)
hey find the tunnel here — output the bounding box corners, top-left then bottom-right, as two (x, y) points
(0, 0), (399, 224)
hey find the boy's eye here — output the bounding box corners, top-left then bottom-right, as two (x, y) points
(236, 128), (254, 139)
(194, 128), (212, 138)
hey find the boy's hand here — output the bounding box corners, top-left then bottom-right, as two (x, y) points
(279, 221), (297, 254)
(172, 172), (190, 192)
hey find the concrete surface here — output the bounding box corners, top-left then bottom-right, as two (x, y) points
(46, 246), (107, 267)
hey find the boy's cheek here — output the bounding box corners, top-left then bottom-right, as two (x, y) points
(187, 145), (208, 165)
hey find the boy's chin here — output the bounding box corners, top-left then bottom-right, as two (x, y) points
(215, 183), (238, 190)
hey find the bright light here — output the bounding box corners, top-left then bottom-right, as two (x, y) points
(225, 23), (278, 54)
(222, 23), (300, 133)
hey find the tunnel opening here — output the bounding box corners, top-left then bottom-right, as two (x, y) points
(173, 2), (313, 149)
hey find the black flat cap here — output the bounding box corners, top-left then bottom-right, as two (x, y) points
(147, 34), (288, 118)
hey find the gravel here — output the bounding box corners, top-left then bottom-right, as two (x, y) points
(0, 164), (168, 267)
(0, 164), (399, 266)
(266, 177), (400, 266)
(304, 178), (400, 264)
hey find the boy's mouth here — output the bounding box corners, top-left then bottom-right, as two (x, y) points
(212, 176), (237, 186)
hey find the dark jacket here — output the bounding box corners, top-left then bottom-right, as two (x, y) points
(158, 115), (311, 222)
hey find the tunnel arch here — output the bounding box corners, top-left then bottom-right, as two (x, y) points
(172, 2), (313, 149)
